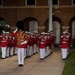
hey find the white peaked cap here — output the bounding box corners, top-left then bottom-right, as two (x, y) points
(36, 31), (38, 33)
(44, 33), (47, 35)
(41, 32), (45, 34)
(25, 31), (28, 33)
(33, 31), (38, 33)
(63, 31), (66, 34)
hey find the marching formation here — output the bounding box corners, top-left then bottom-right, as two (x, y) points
(0, 21), (71, 67)
(0, 21), (56, 66)
(39, 31), (55, 59)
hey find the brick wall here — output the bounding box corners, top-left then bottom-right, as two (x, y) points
(0, 0), (75, 32)
(3, 0), (17, 6)
(0, 8), (17, 26)
(37, 0), (48, 6)
(59, 0), (71, 5)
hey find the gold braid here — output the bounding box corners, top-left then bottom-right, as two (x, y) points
(16, 31), (25, 46)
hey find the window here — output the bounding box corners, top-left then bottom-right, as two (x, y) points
(72, 0), (75, 5)
(0, 0), (3, 7)
(26, 0), (36, 6)
(52, 0), (59, 5)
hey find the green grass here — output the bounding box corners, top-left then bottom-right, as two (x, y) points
(62, 51), (75, 75)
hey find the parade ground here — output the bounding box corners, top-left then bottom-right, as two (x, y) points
(0, 48), (65, 75)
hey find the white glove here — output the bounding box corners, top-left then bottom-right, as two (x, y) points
(13, 28), (18, 33)
(21, 41), (27, 45)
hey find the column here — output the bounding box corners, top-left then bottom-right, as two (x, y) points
(49, 0), (53, 31)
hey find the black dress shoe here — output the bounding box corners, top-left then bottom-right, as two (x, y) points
(40, 58), (44, 60)
(62, 58), (66, 60)
(14, 54), (17, 55)
(6, 56), (9, 58)
(18, 64), (23, 66)
(10, 55), (12, 57)
(20, 64), (23, 66)
(51, 52), (53, 54)
(2, 58), (6, 59)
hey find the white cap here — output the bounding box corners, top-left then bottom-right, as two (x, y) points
(25, 31), (28, 33)
(63, 31), (66, 34)
(30, 33), (33, 35)
(36, 31), (38, 33)
(41, 32), (45, 34)
(33, 31), (38, 33)
(44, 33), (48, 35)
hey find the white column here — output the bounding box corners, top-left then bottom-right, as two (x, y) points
(49, 0), (53, 31)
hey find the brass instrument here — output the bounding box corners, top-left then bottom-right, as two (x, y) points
(16, 31), (25, 46)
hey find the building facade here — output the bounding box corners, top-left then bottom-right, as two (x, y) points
(0, 0), (75, 46)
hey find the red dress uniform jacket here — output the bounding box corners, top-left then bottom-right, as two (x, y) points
(11, 37), (16, 47)
(60, 36), (69, 48)
(33, 35), (37, 44)
(1, 35), (8, 47)
(11, 31), (29, 48)
(28, 35), (34, 46)
(39, 37), (46, 48)
(46, 36), (51, 46)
